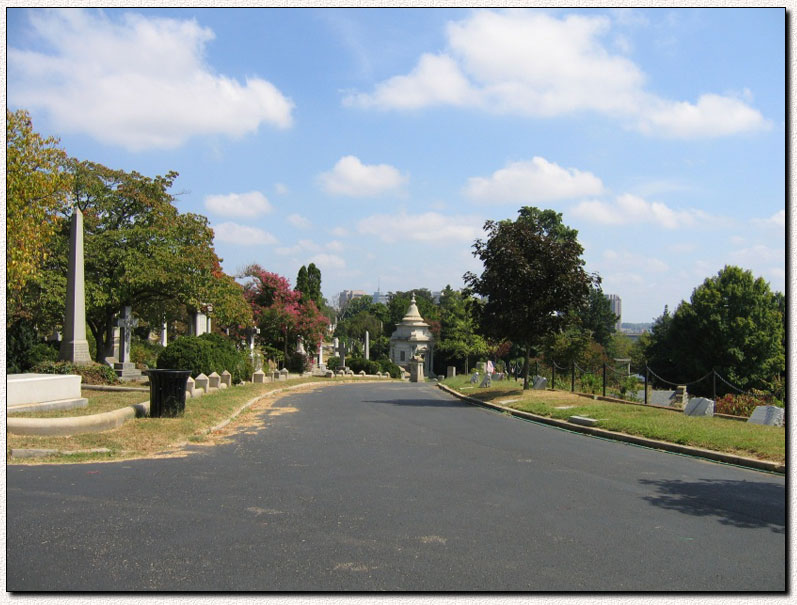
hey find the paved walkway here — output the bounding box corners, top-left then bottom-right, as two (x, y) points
(7, 383), (786, 591)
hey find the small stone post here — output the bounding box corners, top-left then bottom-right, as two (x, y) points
(365, 330), (370, 360)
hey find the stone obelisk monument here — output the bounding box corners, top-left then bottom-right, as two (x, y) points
(59, 207), (92, 363)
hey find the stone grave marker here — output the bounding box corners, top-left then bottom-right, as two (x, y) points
(479, 373), (492, 388)
(252, 370), (266, 384)
(684, 397), (714, 417)
(747, 405), (784, 427)
(114, 306), (142, 381)
(220, 370), (232, 388)
(194, 373), (209, 393)
(447, 366), (456, 379)
(208, 372), (221, 391)
(532, 375), (547, 390)
(470, 372), (479, 384)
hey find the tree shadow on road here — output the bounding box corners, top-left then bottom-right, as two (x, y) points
(363, 396), (473, 408)
(639, 478), (785, 533)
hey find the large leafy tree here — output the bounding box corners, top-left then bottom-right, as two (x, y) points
(644, 266), (784, 395)
(7, 109), (73, 322)
(30, 161), (251, 361)
(580, 283), (618, 348)
(464, 207), (596, 389)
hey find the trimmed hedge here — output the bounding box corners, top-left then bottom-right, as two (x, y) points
(348, 357), (380, 375)
(31, 360), (120, 385)
(156, 333), (253, 384)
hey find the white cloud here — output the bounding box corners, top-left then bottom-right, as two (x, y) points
(287, 214), (312, 229)
(357, 211), (484, 244)
(326, 240), (344, 252)
(752, 209), (786, 229)
(308, 253), (346, 271)
(571, 193), (711, 229)
(464, 157), (603, 203)
(205, 191), (272, 217)
(330, 227), (350, 237)
(213, 222), (277, 246)
(319, 155), (407, 197)
(637, 93), (771, 138)
(346, 10), (768, 139)
(8, 9), (293, 151)
(276, 239), (319, 256)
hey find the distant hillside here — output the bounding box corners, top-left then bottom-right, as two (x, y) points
(621, 322), (652, 333)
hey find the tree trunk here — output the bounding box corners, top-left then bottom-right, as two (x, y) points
(522, 344), (531, 390)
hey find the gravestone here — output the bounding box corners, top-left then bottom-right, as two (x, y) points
(470, 372), (479, 384)
(479, 373), (492, 388)
(194, 373), (209, 393)
(208, 372), (221, 391)
(252, 370), (266, 383)
(495, 373), (504, 381)
(532, 375), (547, 390)
(185, 376), (198, 398)
(220, 370), (232, 388)
(447, 366), (456, 379)
(747, 405), (784, 427)
(114, 306), (142, 381)
(59, 207), (92, 364)
(279, 368), (289, 380)
(409, 357), (424, 383)
(160, 321), (168, 347)
(684, 397), (714, 417)
(104, 326), (120, 366)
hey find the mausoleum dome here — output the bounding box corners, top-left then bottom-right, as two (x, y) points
(400, 294), (429, 327)
(389, 293), (434, 372)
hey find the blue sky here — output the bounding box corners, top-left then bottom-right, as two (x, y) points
(7, 7), (786, 322)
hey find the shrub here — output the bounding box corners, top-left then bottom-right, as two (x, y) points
(32, 360), (119, 385)
(156, 334), (253, 384)
(579, 372), (601, 394)
(29, 342), (59, 367)
(348, 356), (380, 375)
(715, 391), (782, 417)
(286, 351), (308, 373)
(7, 319), (38, 373)
(378, 359), (402, 379)
(131, 339), (163, 368)
(326, 356), (341, 372)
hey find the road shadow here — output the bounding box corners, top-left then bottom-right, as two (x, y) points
(639, 478), (785, 533)
(363, 396), (473, 409)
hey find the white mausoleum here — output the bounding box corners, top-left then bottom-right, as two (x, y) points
(389, 294), (434, 375)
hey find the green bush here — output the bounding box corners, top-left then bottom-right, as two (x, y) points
(7, 319), (38, 373)
(32, 360), (119, 385)
(326, 356), (341, 372)
(378, 359), (402, 379)
(286, 351), (308, 373)
(131, 339), (163, 368)
(156, 334), (253, 384)
(715, 390), (782, 417)
(348, 356), (380, 375)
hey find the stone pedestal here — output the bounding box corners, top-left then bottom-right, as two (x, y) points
(409, 359), (424, 383)
(114, 362), (142, 382)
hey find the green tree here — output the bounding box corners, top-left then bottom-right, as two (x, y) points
(7, 109), (73, 322)
(31, 161), (251, 361)
(580, 283), (618, 348)
(464, 207), (596, 389)
(644, 266), (785, 394)
(435, 285), (487, 374)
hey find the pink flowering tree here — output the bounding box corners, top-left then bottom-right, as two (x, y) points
(241, 264), (328, 367)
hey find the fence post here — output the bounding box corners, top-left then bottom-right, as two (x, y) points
(535, 360), (538, 379)
(552, 363), (556, 391)
(602, 363), (607, 398)
(644, 366), (649, 405)
(713, 369), (717, 401)
(571, 362), (575, 392)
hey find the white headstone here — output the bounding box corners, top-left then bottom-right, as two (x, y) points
(747, 405), (784, 427)
(252, 370), (266, 384)
(470, 372), (480, 384)
(194, 373), (210, 393)
(533, 376), (547, 390)
(479, 373), (492, 388)
(220, 370), (232, 388)
(684, 397), (714, 417)
(208, 372), (221, 389)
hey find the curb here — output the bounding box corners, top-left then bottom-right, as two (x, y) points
(437, 384), (784, 474)
(7, 401), (150, 437)
(82, 385), (149, 392)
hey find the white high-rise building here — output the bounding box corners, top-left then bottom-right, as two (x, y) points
(605, 294), (622, 331)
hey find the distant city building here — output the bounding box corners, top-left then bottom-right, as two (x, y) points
(431, 291), (442, 304)
(338, 290), (368, 309)
(605, 294), (622, 331)
(372, 290), (390, 305)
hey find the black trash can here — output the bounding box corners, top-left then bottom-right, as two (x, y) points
(146, 369), (191, 418)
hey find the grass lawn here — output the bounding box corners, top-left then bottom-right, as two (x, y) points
(442, 376), (785, 464)
(7, 377), (338, 464)
(10, 389), (148, 418)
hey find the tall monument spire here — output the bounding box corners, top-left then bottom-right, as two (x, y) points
(59, 206), (92, 363)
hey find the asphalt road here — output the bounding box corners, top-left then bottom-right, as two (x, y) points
(6, 382), (786, 591)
